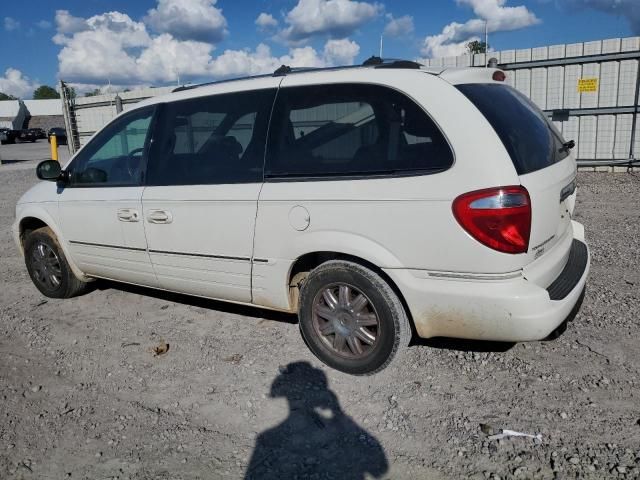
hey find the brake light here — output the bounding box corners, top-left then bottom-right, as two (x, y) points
(492, 70), (506, 82)
(452, 186), (531, 254)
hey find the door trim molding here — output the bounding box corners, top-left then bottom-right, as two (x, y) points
(69, 240), (147, 252)
(69, 240), (270, 264)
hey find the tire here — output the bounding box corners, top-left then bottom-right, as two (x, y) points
(298, 260), (411, 375)
(24, 227), (88, 299)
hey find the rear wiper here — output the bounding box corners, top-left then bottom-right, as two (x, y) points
(559, 139), (575, 153)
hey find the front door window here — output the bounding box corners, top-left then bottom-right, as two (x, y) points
(68, 107), (155, 186)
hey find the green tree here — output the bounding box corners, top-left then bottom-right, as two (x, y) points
(84, 88), (102, 97)
(466, 40), (488, 54)
(0, 92), (17, 100)
(33, 85), (61, 99)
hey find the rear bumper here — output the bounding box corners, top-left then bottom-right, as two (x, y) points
(385, 223), (590, 342)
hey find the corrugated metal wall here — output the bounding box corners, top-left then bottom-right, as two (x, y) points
(70, 87), (174, 149)
(424, 36), (640, 164)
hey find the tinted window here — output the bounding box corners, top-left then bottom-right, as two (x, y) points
(456, 83), (570, 175)
(146, 89), (276, 185)
(68, 107), (154, 186)
(265, 84), (453, 179)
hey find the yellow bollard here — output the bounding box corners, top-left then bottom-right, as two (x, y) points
(50, 135), (58, 162)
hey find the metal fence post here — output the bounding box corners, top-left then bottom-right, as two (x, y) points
(50, 135), (58, 162)
(629, 59), (640, 163)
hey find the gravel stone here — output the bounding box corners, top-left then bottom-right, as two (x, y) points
(0, 162), (638, 478)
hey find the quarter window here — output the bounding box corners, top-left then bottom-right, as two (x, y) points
(68, 107), (154, 186)
(146, 89), (276, 185)
(265, 84), (453, 179)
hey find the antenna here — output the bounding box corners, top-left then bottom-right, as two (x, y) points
(484, 20), (489, 68)
(379, 35), (383, 58)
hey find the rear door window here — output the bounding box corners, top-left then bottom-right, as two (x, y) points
(265, 83), (453, 179)
(146, 89), (276, 185)
(456, 83), (570, 175)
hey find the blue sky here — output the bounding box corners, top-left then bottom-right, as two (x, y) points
(0, 0), (636, 98)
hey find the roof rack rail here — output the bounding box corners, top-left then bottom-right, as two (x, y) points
(273, 65), (292, 76)
(363, 56), (383, 66)
(169, 58), (427, 94)
(171, 72), (275, 93)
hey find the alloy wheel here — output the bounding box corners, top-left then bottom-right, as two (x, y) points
(311, 283), (379, 358)
(30, 242), (62, 291)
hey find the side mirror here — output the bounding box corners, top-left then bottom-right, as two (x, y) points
(36, 160), (62, 181)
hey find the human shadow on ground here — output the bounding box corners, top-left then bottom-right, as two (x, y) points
(245, 361), (388, 480)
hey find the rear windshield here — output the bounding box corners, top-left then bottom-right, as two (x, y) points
(456, 83), (569, 175)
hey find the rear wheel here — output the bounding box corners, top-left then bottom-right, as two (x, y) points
(298, 260), (410, 375)
(24, 227), (88, 298)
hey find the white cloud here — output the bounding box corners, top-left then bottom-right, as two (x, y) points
(561, 0), (640, 34)
(0, 68), (37, 98)
(54, 10), (88, 35)
(53, 6), (360, 90)
(209, 40), (361, 78)
(461, 0), (540, 33)
(279, 0), (381, 44)
(36, 20), (52, 29)
(145, 0), (227, 43)
(323, 38), (360, 64)
(4, 17), (21, 32)
(383, 14), (414, 38)
(56, 12), (152, 84)
(421, 0), (540, 58)
(256, 13), (278, 31)
(210, 44), (321, 78)
(137, 34), (215, 82)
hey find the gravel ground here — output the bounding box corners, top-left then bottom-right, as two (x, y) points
(0, 165), (639, 479)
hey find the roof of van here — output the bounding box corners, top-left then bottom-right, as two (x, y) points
(132, 60), (502, 110)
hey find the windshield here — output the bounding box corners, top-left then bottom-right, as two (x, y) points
(456, 83), (570, 175)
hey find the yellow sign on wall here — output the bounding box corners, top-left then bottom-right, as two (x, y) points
(577, 78), (599, 93)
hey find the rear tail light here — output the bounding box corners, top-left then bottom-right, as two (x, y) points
(452, 186), (531, 254)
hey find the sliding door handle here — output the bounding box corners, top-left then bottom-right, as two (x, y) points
(117, 208), (139, 222)
(147, 209), (173, 224)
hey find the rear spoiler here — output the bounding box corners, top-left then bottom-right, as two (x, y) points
(438, 68), (507, 85)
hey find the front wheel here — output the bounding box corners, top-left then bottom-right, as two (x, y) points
(24, 227), (89, 298)
(298, 260), (411, 375)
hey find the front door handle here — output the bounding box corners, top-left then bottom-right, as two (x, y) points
(147, 209), (173, 224)
(117, 208), (139, 222)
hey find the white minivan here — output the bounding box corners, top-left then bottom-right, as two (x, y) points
(14, 60), (589, 375)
